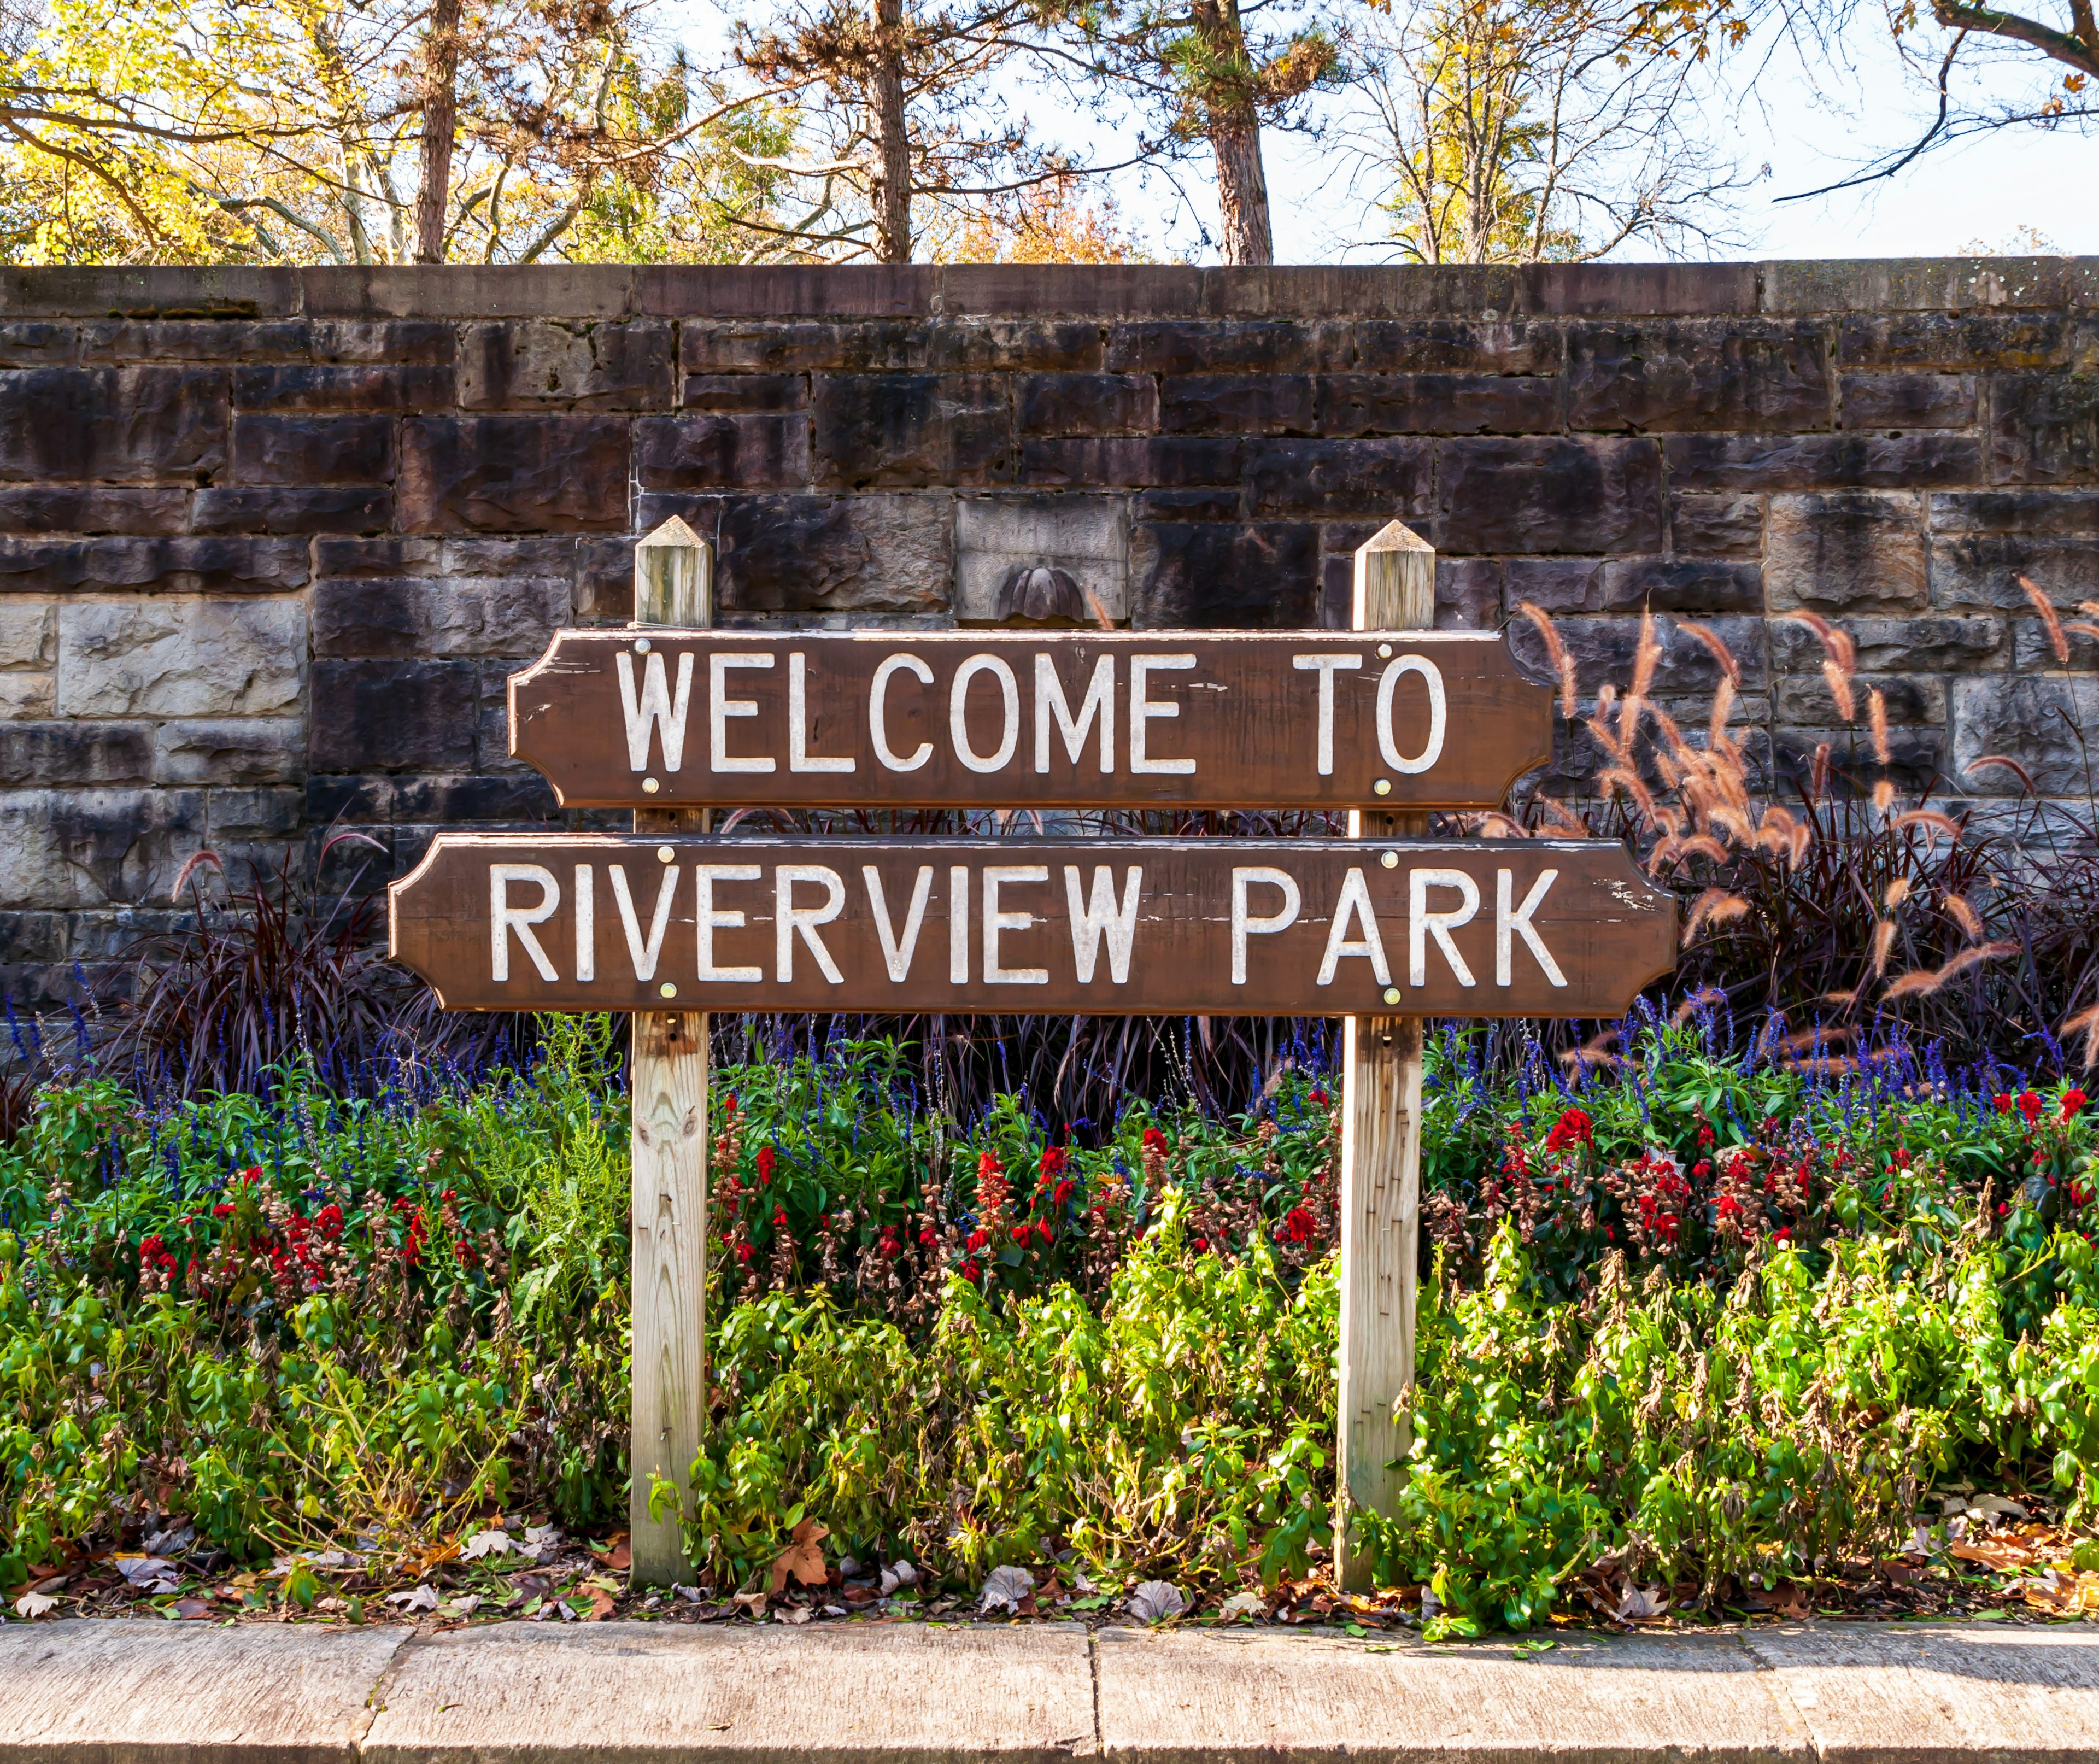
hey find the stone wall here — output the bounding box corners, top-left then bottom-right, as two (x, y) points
(1, 259), (2096, 1004)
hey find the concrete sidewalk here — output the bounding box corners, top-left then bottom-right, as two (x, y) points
(4, 1617), (2097, 1763)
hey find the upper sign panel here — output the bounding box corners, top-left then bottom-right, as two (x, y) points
(507, 630), (1553, 812)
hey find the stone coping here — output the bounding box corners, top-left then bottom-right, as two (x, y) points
(2, 259), (2096, 322)
(3, 1618), (2098, 1763)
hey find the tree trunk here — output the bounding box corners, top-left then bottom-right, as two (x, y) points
(1210, 111), (1273, 265)
(413, 0), (464, 263)
(871, 0), (912, 262)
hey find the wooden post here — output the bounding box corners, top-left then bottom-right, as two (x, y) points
(629, 515), (711, 1586)
(1336, 519), (1434, 1594)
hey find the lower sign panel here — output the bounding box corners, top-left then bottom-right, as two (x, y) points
(389, 836), (1677, 1018)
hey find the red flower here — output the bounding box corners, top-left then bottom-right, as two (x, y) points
(978, 1149), (1004, 1180)
(239, 1166), (262, 1183)
(1053, 1179), (1074, 1207)
(1308, 1089), (1329, 1106)
(960, 1259), (981, 1283)
(967, 1228), (990, 1252)
(1773, 1227), (1791, 1243)
(919, 1228), (937, 1247)
(1193, 1236), (1208, 1251)
(1545, 1107), (1593, 1153)
(757, 1145), (776, 1185)
(1037, 1221), (1055, 1244)
(1142, 1127), (1168, 1156)
(2019, 1090), (2044, 1124)
(2063, 1089), (2090, 1120)
(1011, 1225), (1030, 1245)
(736, 1243), (753, 1264)
(1281, 1205), (1317, 1245)
(1995, 1094), (2014, 1114)
(212, 1202), (234, 1218)
(1039, 1146), (1066, 1178)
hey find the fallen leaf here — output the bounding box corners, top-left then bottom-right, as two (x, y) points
(592, 1532), (632, 1573)
(115, 1556), (177, 1585)
(769, 1517), (830, 1596)
(171, 1597), (214, 1620)
(979, 1564), (1035, 1615)
(1613, 1584), (1670, 1622)
(880, 1560), (918, 1596)
(448, 1594), (484, 1616)
(784, 1603), (814, 1624)
(1219, 1592), (1266, 1619)
(583, 1587), (618, 1621)
(1126, 1581), (1187, 1623)
(460, 1532), (515, 1561)
(387, 1585), (441, 1613)
(13, 1591), (55, 1619)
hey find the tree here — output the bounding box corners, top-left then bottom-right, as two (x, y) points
(1345, 0), (1749, 262)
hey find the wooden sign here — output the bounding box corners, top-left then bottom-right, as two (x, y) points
(506, 630), (1552, 812)
(388, 835), (1676, 1019)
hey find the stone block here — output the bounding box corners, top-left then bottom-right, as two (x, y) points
(0, 366), (226, 482)
(190, 487), (392, 534)
(1131, 521), (1320, 628)
(0, 675), (53, 717)
(1840, 372), (1976, 430)
(1663, 432), (1983, 489)
(1764, 492), (1926, 613)
(1568, 319), (1831, 432)
(632, 414), (810, 490)
(683, 318), (1101, 374)
(1769, 614), (2004, 674)
(635, 492), (953, 616)
(1506, 557), (1604, 614)
(1435, 556), (1501, 629)
(679, 373), (808, 412)
(1351, 318), (1563, 373)
(1105, 320), (1342, 374)
(309, 320), (456, 364)
(574, 537), (633, 622)
(1022, 436), (1242, 488)
(1992, 372), (2099, 482)
(1245, 438), (1432, 518)
(1314, 373), (1560, 436)
(0, 787), (205, 909)
(77, 319), (309, 363)
(1930, 489), (2099, 535)
(57, 599), (305, 718)
(310, 658), (480, 771)
(0, 321), (77, 366)
(2014, 621), (2099, 672)
(1954, 675), (2099, 795)
(1016, 373), (1156, 437)
(204, 785), (304, 843)
(231, 413), (394, 483)
(1600, 557), (1763, 613)
(398, 415), (629, 532)
(155, 718), (304, 786)
(1160, 374), (1317, 436)
(811, 373), (1012, 487)
(1506, 611), (1769, 694)
(231, 363), (454, 411)
(0, 487), (189, 534)
(1774, 724), (1943, 797)
(954, 494), (1130, 624)
(1930, 533), (2099, 611)
(1668, 493), (1762, 559)
(0, 535), (309, 595)
(311, 536), (442, 577)
(1439, 436), (1663, 554)
(1136, 487), (1242, 521)
(0, 602), (54, 667)
(458, 319), (672, 409)
(313, 573), (570, 658)
(1837, 311), (2097, 370)
(1775, 670), (1946, 728)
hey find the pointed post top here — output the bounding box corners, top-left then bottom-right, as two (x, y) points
(637, 514), (706, 551)
(634, 516), (713, 628)
(1353, 518), (1435, 632)
(1359, 519), (1433, 556)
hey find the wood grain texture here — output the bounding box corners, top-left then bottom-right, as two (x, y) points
(506, 629), (1552, 812)
(1338, 520), (1436, 1594)
(630, 516), (711, 1589)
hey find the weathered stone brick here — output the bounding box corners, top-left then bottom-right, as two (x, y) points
(310, 659), (479, 771)
(1663, 432), (1982, 489)
(0, 323), (77, 366)
(0, 487), (188, 534)
(1106, 321), (1342, 376)
(955, 495), (1130, 623)
(1439, 437), (1663, 554)
(1435, 556), (1501, 629)
(1929, 489), (2099, 535)
(679, 373), (808, 412)
(635, 493), (952, 616)
(309, 321), (455, 364)
(1246, 438), (1432, 518)
(458, 320), (672, 410)
(634, 414), (810, 490)
(1505, 557), (1604, 613)
(0, 603), (52, 669)
(0, 367), (226, 482)
(1022, 437), (1241, 488)
(0, 676), (53, 718)
(1769, 614), (2004, 674)
(0, 722), (153, 787)
(398, 416), (629, 532)
(1017, 373), (1156, 437)
(573, 538), (634, 622)
(811, 373), (1011, 487)
(682, 319), (1100, 374)
(1160, 374), (1316, 436)
(313, 573), (569, 658)
(78, 320), (311, 363)
(1930, 532), (2099, 611)
(1132, 521), (1320, 629)
(1668, 493), (1762, 559)
(2013, 622), (2099, 671)
(1351, 319), (1563, 374)
(58, 600), (305, 718)
(1773, 726), (1942, 798)
(1314, 373), (1559, 436)
(0, 787), (205, 910)
(1505, 612), (1769, 693)
(231, 413), (394, 483)
(1764, 492), (1925, 613)
(191, 487), (392, 535)
(1991, 372), (2099, 483)
(1840, 373), (1975, 430)
(232, 364), (454, 412)
(1600, 558), (1762, 613)
(1953, 675), (2099, 794)
(1775, 671), (1945, 728)
(206, 786), (304, 848)
(1135, 487), (1242, 520)
(1837, 312), (2097, 371)
(155, 718), (304, 786)
(1569, 320), (1831, 433)
(0, 536), (308, 595)
(312, 536), (443, 577)
(319, 771), (556, 825)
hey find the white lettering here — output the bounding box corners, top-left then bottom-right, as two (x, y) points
(788, 652), (854, 773)
(695, 864), (763, 983)
(983, 865), (1049, 984)
(776, 865), (846, 984)
(864, 865), (934, 982)
(1034, 653), (1115, 774)
(1410, 868), (1480, 987)
(608, 864), (678, 982)
(1292, 654), (1362, 777)
(949, 866), (970, 983)
(951, 654), (1020, 773)
(1064, 865), (1142, 984)
(573, 865), (594, 982)
(710, 653), (776, 773)
(490, 864), (559, 983)
(1317, 868), (1392, 986)
(1130, 654), (1197, 775)
(616, 651), (695, 773)
(1377, 655), (1448, 776)
(870, 653), (935, 772)
(1231, 866), (1300, 984)
(1497, 868), (1567, 988)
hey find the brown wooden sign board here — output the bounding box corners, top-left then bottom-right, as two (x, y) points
(507, 630), (1552, 812)
(388, 835), (1676, 1019)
